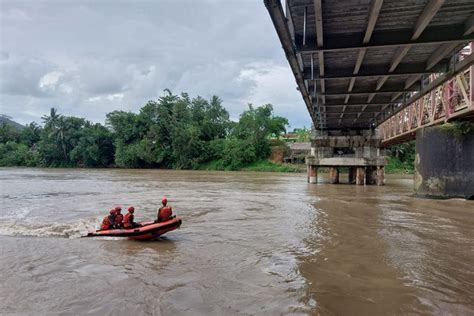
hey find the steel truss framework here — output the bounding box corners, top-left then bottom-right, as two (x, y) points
(264, 0), (474, 131)
(380, 54), (474, 147)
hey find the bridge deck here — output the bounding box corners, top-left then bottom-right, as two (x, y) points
(264, 0), (474, 130)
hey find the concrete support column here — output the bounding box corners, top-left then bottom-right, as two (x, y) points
(348, 167), (356, 184)
(366, 167), (377, 185)
(329, 167), (339, 184)
(376, 166), (385, 186)
(308, 165), (317, 184)
(415, 125), (474, 199)
(310, 147), (316, 156)
(356, 167), (366, 185)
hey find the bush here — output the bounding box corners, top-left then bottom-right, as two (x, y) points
(385, 156), (414, 174)
(0, 142), (40, 167)
(218, 138), (256, 170)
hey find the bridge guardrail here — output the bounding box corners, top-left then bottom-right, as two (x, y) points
(380, 45), (473, 147)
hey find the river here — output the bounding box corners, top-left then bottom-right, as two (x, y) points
(0, 168), (473, 315)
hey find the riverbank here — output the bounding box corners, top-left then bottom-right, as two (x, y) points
(385, 156), (415, 174)
(0, 158), (415, 175)
(198, 159), (305, 173)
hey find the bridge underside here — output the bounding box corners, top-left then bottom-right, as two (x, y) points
(264, 0), (474, 130)
(265, 0), (474, 192)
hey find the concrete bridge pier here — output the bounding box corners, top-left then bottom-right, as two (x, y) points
(376, 167), (385, 186)
(329, 167), (339, 184)
(356, 167), (366, 185)
(306, 129), (386, 185)
(366, 167), (378, 185)
(348, 167), (356, 184)
(308, 165), (317, 184)
(414, 124), (474, 199)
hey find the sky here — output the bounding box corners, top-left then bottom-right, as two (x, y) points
(0, 0), (311, 129)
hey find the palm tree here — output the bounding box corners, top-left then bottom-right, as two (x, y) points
(41, 107), (61, 129)
(53, 117), (68, 160)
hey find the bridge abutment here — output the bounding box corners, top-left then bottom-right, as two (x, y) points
(414, 124), (474, 199)
(306, 129), (386, 185)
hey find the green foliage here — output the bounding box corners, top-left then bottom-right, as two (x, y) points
(220, 138), (256, 170)
(70, 124), (115, 167)
(20, 123), (41, 147)
(386, 141), (415, 173)
(200, 159), (302, 173)
(0, 142), (40, 166)
(196, 138), (256, 171)
(293, 127), (311, 142)
(241, 160), (302, 172)
(0, 91), (290, 171)
(37, 112), (96, 167)
(0, 122), (20, 143)
(439, 122), (474, 137)
(232, 104), (288, 159)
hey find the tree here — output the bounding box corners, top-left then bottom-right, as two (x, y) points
(41, 108), (61, 130)
(294, 127), (311, 142)
(0, 92), (292, 170)
(233, 104), (288, 159)
(70, 124), (114, 167)
(0, 122), (20, 143)
(20, 123), (42, 147)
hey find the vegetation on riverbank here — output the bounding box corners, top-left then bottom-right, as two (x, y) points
(438, 121), (474, 137)
(0, 91), (289, 171)
(385, 141), (415, 174)
(1, 90), (418, 174)
(197, 159), (303, 172)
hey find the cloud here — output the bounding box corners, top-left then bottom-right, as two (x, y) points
(0, 8), (31, 21)
(87, 93), (124, 103)
(38, 71), (63, 92)
(0, 51), (9, 61)
(0, 0), (311, 128)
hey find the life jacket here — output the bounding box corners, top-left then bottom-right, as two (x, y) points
(101, 216), (111, 230)
(115, 214), (124, 225)
(123, 213), (134, 228)
(158, 206), (172, 222)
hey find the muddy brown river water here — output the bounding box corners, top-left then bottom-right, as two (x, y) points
(0, 168), (473, 315)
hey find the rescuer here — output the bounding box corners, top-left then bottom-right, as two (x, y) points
(114, 206), (123, 228)
(100, 209), (117, 230)
(123, 206), (141, 228)
(156, 197), (173, 222)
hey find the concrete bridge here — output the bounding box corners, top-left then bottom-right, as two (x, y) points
(264, 0), (474, 198)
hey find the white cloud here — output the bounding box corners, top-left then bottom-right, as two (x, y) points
(38, 71), (63, 92)
(1, 1), (312, 128)
(0, 8), (30, 21)
(87, 93), (124, 103)
(59, 84), (72, 94)
(238, 62), (300, 104)
(105, 93), (124, 101)
(86, 96), (102, 103)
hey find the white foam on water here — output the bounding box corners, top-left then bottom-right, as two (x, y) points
(0, 217), (101, 239)
(0, 206), (35, 221)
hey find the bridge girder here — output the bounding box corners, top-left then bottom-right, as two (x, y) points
(264, 0), (474, 130)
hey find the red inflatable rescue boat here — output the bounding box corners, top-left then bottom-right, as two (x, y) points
(84, 217), (182, 240)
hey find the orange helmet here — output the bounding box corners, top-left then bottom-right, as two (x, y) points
(115, 206), (122, 213)
(162, 197), (168, 205)
(128, 206), (135, 213)
(110, 209), (117, 215)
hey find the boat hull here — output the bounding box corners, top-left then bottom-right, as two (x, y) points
(85, 217), (182, 240)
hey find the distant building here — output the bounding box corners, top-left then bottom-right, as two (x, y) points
(284, 142), (311, 163)
(280, 132), (298, 142)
